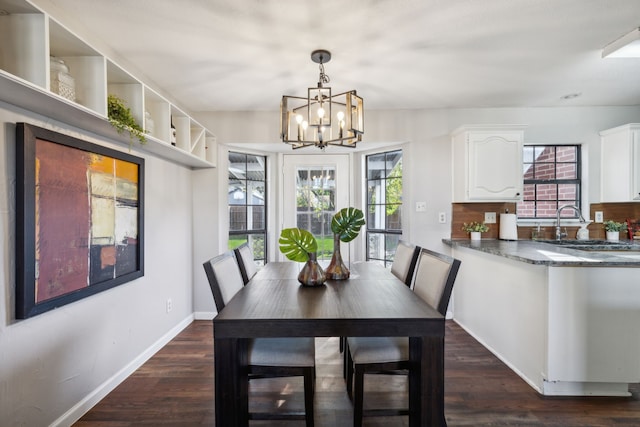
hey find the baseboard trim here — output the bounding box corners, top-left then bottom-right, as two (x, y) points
(194, 310), (216, 320)
(51, 313), (194, 427)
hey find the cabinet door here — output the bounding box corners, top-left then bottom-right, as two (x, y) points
(467, 132), (523, 200)
(632, 130), (640, 201)
(600, 125), (640, 202)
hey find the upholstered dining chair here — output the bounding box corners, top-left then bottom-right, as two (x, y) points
(233, 242), (258, 285)
(390, 240), (421, 286)
(341, 240), (421, 377)
(345, 247), (461, 427)
(203, 251), (316, 426)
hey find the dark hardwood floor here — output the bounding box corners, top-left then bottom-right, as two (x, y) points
(75, 320), (640, 426)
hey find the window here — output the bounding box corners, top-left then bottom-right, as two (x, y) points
(228, 152), (266, 265)
(365, 150), (403, 267)
(296, 166), (336, 261)
(517, 145), (581, 220)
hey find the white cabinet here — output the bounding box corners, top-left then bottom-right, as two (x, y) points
(0, 0), (216, 168)
(452, 125), (527, 202)
(600, 123), (640, 202)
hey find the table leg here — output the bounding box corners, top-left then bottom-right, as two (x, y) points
(409, 335), (447, 427)
(214, 337), (249, 427)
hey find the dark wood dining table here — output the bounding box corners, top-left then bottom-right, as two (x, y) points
(213, 261), (447, 427)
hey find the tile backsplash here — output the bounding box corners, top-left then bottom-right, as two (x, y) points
(451, 202), (640, 241)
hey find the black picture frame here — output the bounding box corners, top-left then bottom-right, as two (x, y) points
(15, 123), (145, 319)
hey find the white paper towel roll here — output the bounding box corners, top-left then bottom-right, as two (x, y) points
(500, 213), (518, 240)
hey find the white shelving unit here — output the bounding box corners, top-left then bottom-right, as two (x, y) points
(0, 0), (216, 169)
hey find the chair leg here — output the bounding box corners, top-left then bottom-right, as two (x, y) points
(346, 346), (354, 398)
(353, 366), (365, 427)
(342, 337), (348, 379)
(304, 367), (315, 427)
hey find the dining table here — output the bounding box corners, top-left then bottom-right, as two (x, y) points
(213, 261), (447, 427)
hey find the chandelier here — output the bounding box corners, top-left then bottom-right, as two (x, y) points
(280, 49), (364, 150)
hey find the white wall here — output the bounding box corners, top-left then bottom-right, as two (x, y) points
(0, 101), (205, 425)
(195, 106), (640, 257)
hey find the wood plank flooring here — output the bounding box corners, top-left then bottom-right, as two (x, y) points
(75, 320), (640, 426)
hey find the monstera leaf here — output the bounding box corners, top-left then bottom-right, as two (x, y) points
(278, 228), (318, 262)
(331, 207), (365, 243)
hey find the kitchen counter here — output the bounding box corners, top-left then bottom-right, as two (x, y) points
(444, 238), (640, 397)
(443, 238), (640, 266)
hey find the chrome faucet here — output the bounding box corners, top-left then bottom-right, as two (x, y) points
(555, 204), (586, 240)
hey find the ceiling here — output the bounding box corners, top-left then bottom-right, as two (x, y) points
(47, 0), (640, 113)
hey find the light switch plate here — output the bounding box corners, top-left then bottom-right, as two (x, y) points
(595, 211), (604, 223)
(484, 212), (497, 224)
(416, 201), (427, 212)
(438, 212), (446, 223)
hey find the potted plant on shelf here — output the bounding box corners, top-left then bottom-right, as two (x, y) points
(462, 221), (490, 241)
(107, 94), (146, 145)
(603, 220), (627, 241)
(325, 207), (365, 280)
(279, 227), (325, 286)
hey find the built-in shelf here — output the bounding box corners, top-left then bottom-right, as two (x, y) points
(0, 0), (216, 169)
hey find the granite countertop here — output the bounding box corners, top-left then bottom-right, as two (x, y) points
(443, 238), (640, 267)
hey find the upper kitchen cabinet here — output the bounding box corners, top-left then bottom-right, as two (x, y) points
(0, 0), (215, 169)
(452, 124), (527, 202)
(600, 123), (640, 202)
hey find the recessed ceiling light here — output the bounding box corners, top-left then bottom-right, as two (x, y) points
(603, 27), (640, 58)
(561, 93), (581, 100)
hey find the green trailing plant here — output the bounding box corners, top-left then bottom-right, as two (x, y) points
(331, 207), (365, 242)
(278, 228), (318, 262)
(461, 221), (490, 233)
(107, 94), (146, 144)
(603, 220), (627, 232)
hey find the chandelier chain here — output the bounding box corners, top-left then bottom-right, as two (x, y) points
(318, 63), (330, 85)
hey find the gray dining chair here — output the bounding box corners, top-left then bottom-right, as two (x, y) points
(345, 247), (461, 427)
(390, 240), (421, 286)
(341, 240), (421, 377)
(233, 242), (258, 285)
(203, 251), (316, 426)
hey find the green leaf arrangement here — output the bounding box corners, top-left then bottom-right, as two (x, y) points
(278, 228), (318, 262)
(331, 207), (365, 242)
(603, 220), (627, 232)
(107, 94), (146, 145)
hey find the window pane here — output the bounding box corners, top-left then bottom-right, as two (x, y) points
(556, 162), (577, 180)
(385, 177), (402, 205)
(536, 201), (557, 218)
(228, 234), (247, 250)
(558, 184), (579, 203)
(247, 180), (265, 205)
(248, 205), (265, 229)
(556, 146), (576, 162)
(368, 179), (384, 205)
(533, 163), (555, 180)
(518, 201), (535, 217)
(385, 234), (401, 266)
(386, 204), (402, 230)
(537, 183), (557, 200)
(367, 154), (386, 179)
(246, 154), (265, 179)
(228, 152), (246, 179)
(228, 182), (246, 205)
(367, 205), (385, 230)
(367, 232), (385, 260)
(229, 206), (246, 231)
(385, 153), (402, 178)
(522, 183), (535, 201)
(248, 234), (265, 266)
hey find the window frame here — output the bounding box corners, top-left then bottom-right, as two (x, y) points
(228, 151), (267, 265)
(365, 149), (403, 267)
(518, 144), (582, 221)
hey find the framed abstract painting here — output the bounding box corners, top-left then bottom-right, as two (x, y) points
(15, 123), (145, 319)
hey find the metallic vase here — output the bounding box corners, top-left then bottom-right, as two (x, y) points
(298, 252), (326, 286)
(325, 234), (350, 280)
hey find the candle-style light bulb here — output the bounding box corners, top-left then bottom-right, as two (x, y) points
(317, 107), (325, 119)
(296, 114), (304, 140)
(296, 114), (303, 124)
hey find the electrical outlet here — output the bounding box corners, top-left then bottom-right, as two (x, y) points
(595, 211), (604, 223)
(166, 298), (172, 313)
(484, 212), (497, 224)
(438, 212), (446, 224)
(416, 201), (427, 212)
